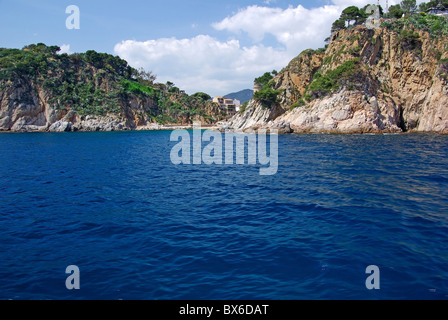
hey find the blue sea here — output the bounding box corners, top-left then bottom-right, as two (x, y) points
(0, 131), (447, 300)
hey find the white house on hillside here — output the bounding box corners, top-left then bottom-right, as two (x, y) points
(213, 97), (236, 116)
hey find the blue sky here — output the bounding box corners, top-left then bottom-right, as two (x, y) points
(0, 0), (404, 96)
(1, 1), (328, 52)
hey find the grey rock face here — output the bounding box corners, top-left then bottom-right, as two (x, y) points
(49, 121), (71, 132)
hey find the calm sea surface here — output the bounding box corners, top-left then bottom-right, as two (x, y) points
(0, 131), (447, 300)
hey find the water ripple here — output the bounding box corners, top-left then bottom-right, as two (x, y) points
(0, 132), (447, 299)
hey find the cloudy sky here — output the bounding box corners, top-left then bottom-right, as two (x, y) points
(0, 0), (412, 96)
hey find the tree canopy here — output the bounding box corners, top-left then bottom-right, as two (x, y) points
(388, 4), (405, 18)
(23, 43), (61, 55)
(341, 6), (365, 26)
(419, 0), (448, 11)
(331, 0), (448, 34)
(332, 18), (347, 33)
(191, 92), (211, 101)
(254, 71), (276, 87)
(331, 5), (383, 33)
(401, 0), (417, 14)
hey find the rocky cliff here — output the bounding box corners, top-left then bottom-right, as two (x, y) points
(225, 15), (448, 134)
(0, 44), (226, 132)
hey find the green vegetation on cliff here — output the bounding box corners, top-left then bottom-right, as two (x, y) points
(0, 43), (224, 124)
(232, 1), (448, 134)
(307, 59), (361, 98)
(253, 71), (282, 108)
(306, 2), (448, 100)
(250, 1), (448, 112)
(382, 12), (448, 37)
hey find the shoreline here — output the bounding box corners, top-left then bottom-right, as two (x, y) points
(1, 126), (446, 135)
(0, 124), (221, 134)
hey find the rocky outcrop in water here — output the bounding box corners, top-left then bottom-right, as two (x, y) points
(225, 17), (448, 134)
(0, 44), (226, 132)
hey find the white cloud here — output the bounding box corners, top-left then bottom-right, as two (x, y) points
(113, 0), (417, 96)
(58, 44), (71, 55)
(212, 5), (340, 54)
(114, 35), (291, 96)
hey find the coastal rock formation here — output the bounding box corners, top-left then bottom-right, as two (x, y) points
(225, 19), (448, 134)
(225, 99), (285, 132)
(0, 44), (227, 132)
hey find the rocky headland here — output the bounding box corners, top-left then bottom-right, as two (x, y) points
(2, 10), (448, 135)
(0, 44), (227, 132)
(223, 13), (448, 134)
